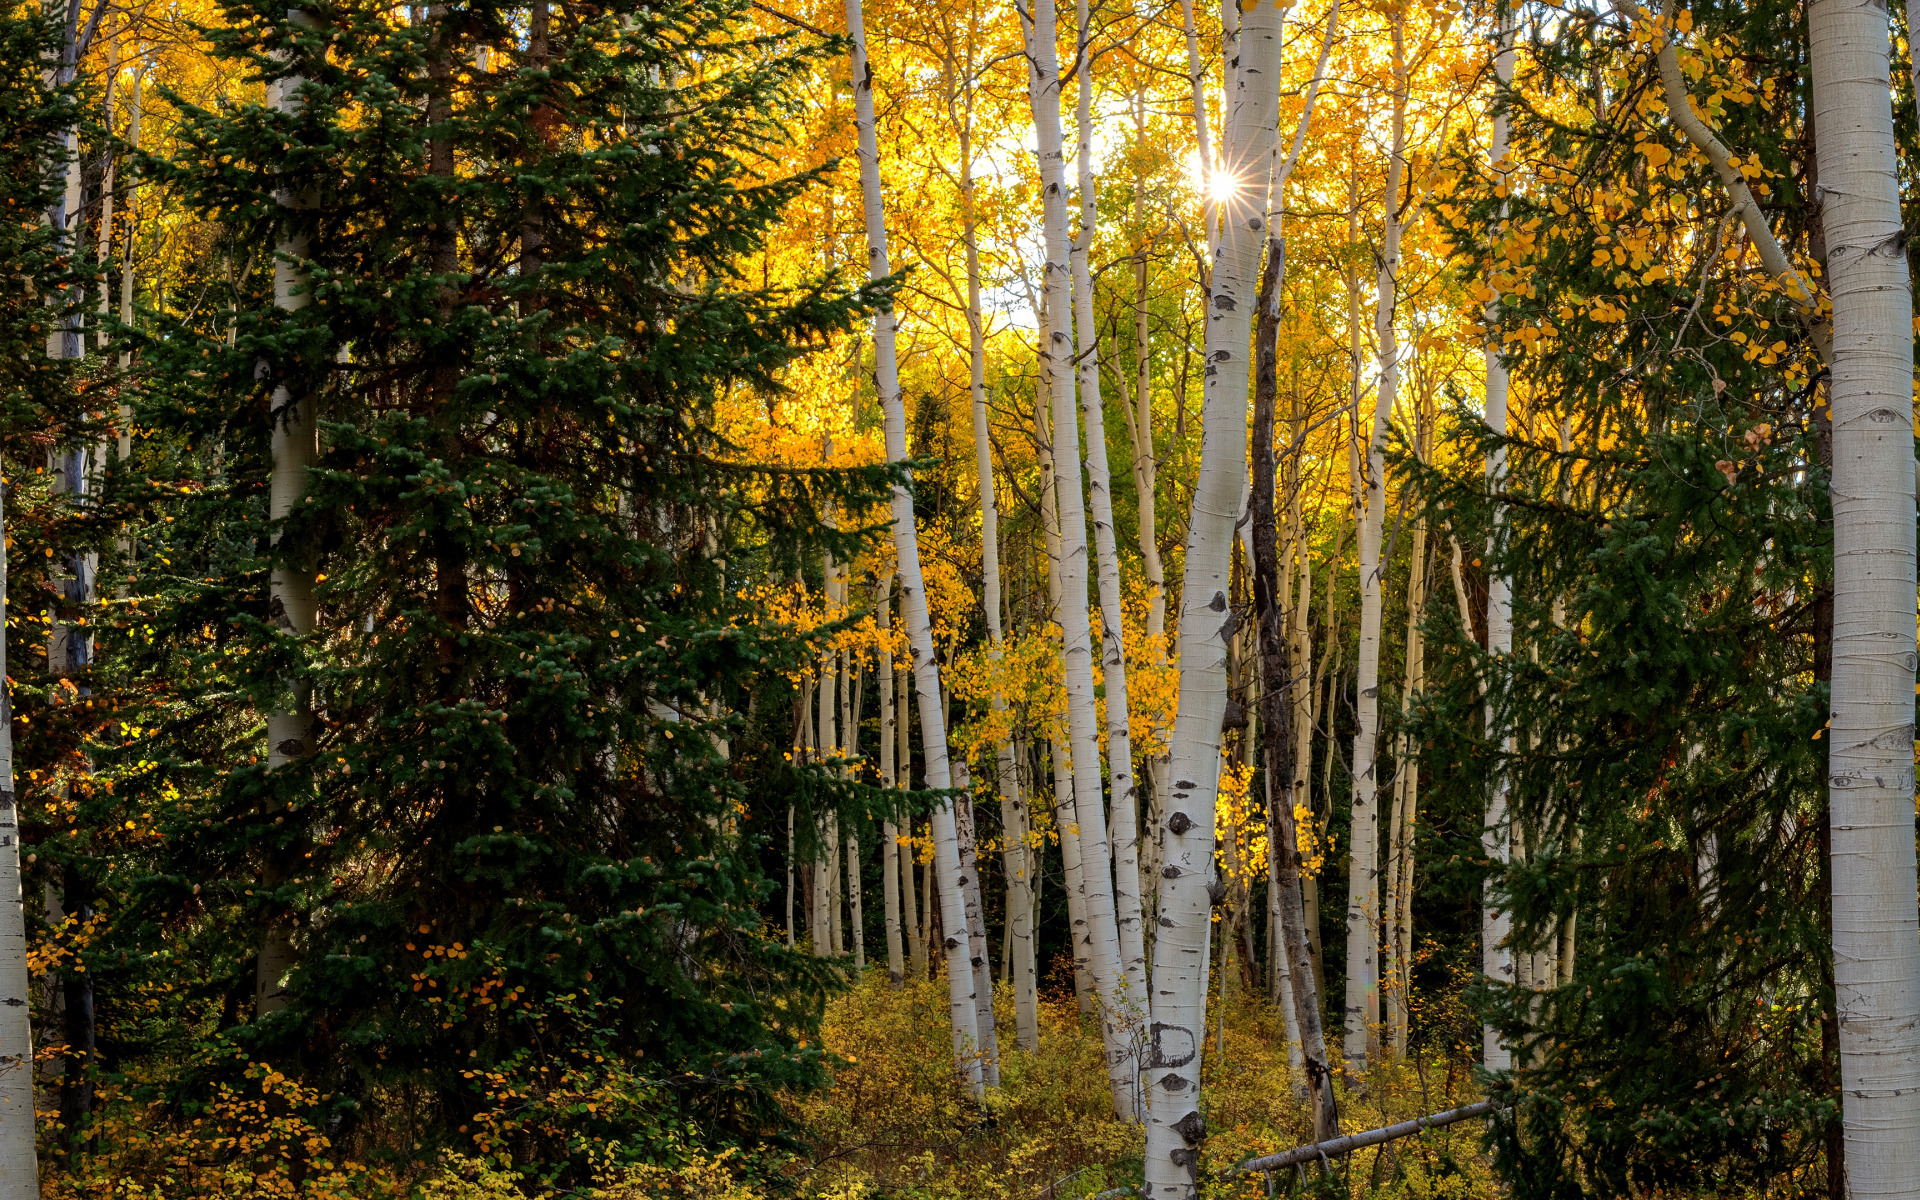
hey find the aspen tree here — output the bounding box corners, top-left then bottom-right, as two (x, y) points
(1249, 0), (1339, 1135)
(0, 479), (36, 1195)
(845, 0), (981, 1091)
(1480, 13), (1515, 1074)
(951, 764), (1001, 1085)
(1383, 419), (1428, 1059)
(1807, 0), (1920, 1186)
(1178, 0), (1217, 269)
(880, 580), (905, 987)
(1141, 0), (1288, 1187)
(1021, 0), (1134, 1115)
(259, 8), (319, 1019)
(1070, 0), (1145, 996)
(960, 69), (1038, 1049)
(1343, 6), (1407, 1077)
(1034, 294), (1096, 1013)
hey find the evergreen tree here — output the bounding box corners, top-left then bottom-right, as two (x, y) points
(81, 0), (897, 1184)
(1425, 1), (1847, 1191)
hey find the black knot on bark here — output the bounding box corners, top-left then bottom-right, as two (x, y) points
(1166, 811), (1193, 835)
(1221, 698), (1247, 731)
(1206, 878), (1227, 907)
(1174, 1109), (1208, 1145)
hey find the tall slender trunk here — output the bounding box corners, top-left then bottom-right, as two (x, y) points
(0, 478), (37, 1195)
(1247, 0), (1338, 1132)
(845, 0), (981, 1091)
(260, 12), (318, 1018)
(880, 579), (905, 987)
(1289, 454), (1317, 997)
(1343, 11), (1406, 1079)
(1022, 0), (1133, 1118)
(1177, 0), (1216, 272)
(1141, 0), (1288, 1189)
(951, 771), (1001, 1085)
(94, 33), (117, 351)
(1071, 0), (1145, 1007)
(1384, 469), (1427, 1060)
(1808, 0), (1920, 1187)
(1037, 310), (1096, 1015)
(116, 58), (142, 463)
(960, 89), (1038, 1052)
(846, 823), (865, 973)
(1480, 17), (1515, 1074)
(1052, 735), (1094, 1015)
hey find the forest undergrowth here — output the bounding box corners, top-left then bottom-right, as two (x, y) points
(790, 973), (1496, 1200)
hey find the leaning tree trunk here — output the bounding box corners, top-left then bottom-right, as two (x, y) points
(1023, 0), (1134, 1118)
(260, 15), (319, 1019)
(846, 0), (982, 1092)
(1141, 0), (1288, 1190)
(0, 479), (38, 1195)
(1479, 14), (1516, 1075)
(1071, 0), (1145, 1002)
(1808, 0), (1920, 1189)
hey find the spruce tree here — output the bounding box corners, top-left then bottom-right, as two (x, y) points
(1424, 1), (1848, 1191)
(94, 0), (895, 1184)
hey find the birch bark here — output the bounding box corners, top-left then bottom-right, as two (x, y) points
(845, 0), (981, 1090)
(952, 771), (1001, 1085)
(1807, 0), (1920, 1189)
(1249, 0), (1338, 1133)
(962, 105), (1039, 1051)
(1480, 16), (1516, 1075)
(1037, 326), (1097, 1015)
(1384, 493), (1427, 1059)
(880, 580), (905, 986)
(1343, 10), (1406, 1077)
(0, 479), (37, 1195)
(1141, 0), (1288, 1189)
(261, 14), (319, 1017)
(1023, 0), (1134, 1116)
(1071, 0), (1146, 1000)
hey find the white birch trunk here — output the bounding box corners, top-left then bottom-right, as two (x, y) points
(1141, 0), (1287, 1189)
(845, 0), (981, 1090)
(1177, 0), (1217, 269)
(1342, 12), (1405, 1077)
(1037, 311), (1097, 1015)
(962, 116), (1039, 1053)
(1809, 0), (1920, 1188)
(1071, 0), (1146, 1006)
(882, 819), (903, 986)
(1053, 736), (1094, 1015)
(846, 824), (864, 973)
(1480, 18), (1516, 1075)
(904, 820), (927, 982)
(261, 26), (318, 1017)
(1023, 0), (1134, 1117)
(1385, 510), (1426, 1059)
(880, 581), (906, 986)
(0, 480), (38, 1195)
(952, 768), (1001, 1086)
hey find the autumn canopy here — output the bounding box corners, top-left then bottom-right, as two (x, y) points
(0, 0), (1915, 1194)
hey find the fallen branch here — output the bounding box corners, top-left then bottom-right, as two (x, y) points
(1232, 1098), (1501, 1174)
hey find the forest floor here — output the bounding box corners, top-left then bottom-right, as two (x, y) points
(789, 973), (1500, 1199)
